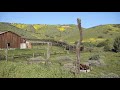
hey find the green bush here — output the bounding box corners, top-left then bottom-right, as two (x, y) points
(103, 31), (109, 34)
(97, 42), (105, 47)
(97, 39), (110, 47)
(89, 54), (100, 60)
(113, 36), (120, 52)
(104, 45), (111, 51)
(0, 51), (5, 60)
(83, 42), (96, 47)
(98, 36), (103, 38)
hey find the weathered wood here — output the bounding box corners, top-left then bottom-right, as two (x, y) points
(45, 42), (52, 65)
(33, 53), (35, 58)
(47, 42), (50, 60)
(5, 44), (8, 61)
(0, 31), (25, 49)
(12, 54), (14, 60)
(76, 18), (83, 74)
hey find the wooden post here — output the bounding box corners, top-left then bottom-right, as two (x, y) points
(76, 18), (83, 74)
(67, 50), (69, 54)
(69, 45), (70, 52)
(33, 53), (35, 58)
(45, 42), (51, 65)
(5, 44), (8, 61)
(12, 54), (14, 60)
(44, 52), (45, 56)
(47, 42), (50, 60)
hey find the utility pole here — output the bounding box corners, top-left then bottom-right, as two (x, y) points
(76, 18), (83, 74)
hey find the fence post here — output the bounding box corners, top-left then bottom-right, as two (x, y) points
(33, 53), (34, 58)
(12, 54), (14, 60)
(5, 44), (8, 61)
(47, 42), (50, 60)
(44, 52), (45, 56)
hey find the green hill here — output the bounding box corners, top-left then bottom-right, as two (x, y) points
(82, 24), (120, 44)
(0, 22), (120, 45)
(0, 22), (37, 39)
(10, 23), (82, 44)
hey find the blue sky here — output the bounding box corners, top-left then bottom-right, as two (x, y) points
(0, 12), (120, 28)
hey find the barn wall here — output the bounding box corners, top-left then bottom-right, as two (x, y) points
(0, 31), (25, 49)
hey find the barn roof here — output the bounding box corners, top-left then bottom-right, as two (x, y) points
(0, 31), (8, 34)
(0, 31), (25, 39)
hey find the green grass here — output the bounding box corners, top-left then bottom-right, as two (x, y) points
(0, 60), (75, 78)
(0, 47), (120, 78)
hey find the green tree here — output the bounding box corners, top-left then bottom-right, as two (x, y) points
(113, 36), (120, 52)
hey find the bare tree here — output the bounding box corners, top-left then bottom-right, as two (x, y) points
(76, 18), (83, 74)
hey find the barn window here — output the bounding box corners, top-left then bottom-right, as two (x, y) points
(7, 43), (10, 47)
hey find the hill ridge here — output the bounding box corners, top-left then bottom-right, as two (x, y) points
(0, 22), (120, 45)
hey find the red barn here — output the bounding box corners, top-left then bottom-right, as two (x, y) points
(0, 31), (26, 49)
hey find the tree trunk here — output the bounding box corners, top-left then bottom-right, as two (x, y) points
(76, 18), (83, 74)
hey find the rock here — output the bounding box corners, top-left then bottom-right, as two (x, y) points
(80, 69), (90, 73)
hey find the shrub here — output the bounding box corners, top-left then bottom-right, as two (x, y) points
(97, 39), (110, 47)
(97, 41), (106, 47)
(83, 42), (96, 47)
(97, 42), (105, 47)
(104, 45), (111, 51)
(113, 36), (120, 52)
(103, 31), (109, 34)
(0, 51), (5, 60)
(98, 36), (103, 38)
(108, 28), (112, 31)
(89, 54), (100, 60)
(110, 34), (113, 36)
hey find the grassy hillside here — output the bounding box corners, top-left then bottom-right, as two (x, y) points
(0, 22), (37, 39)
(85, 24), (120, 39)
(0, 22), (120, 45)
(10, 23), (79, 42)
(82, 24), (120, 46)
